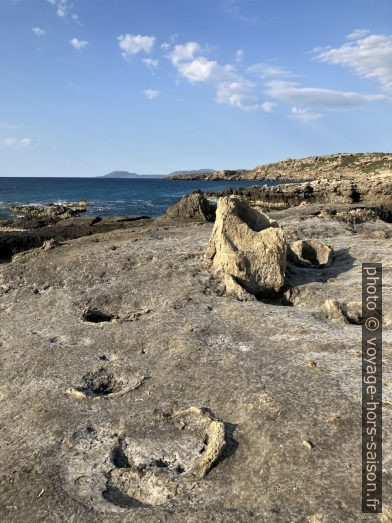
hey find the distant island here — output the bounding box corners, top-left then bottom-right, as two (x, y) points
(98, 171), (163, 179)
(98, 169), (215, 179)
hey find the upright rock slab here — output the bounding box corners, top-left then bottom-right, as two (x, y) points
(205, 196), (287, 299)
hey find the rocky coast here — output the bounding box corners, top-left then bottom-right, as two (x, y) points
(0, 160), (391, 522)
(167, 152), (392, 181)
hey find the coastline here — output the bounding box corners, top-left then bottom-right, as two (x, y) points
(0, 168), (391, 520)
(167, 152), (392, 181)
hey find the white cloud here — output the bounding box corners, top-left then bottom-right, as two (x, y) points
(144, 89), (160, 99)
(222, 0), (241, 15)
(215, 80), (275, 111)
(260, 101), (276, 113)
(69, 38), (89, 50)
(290, 106), (322, 122)
(72, 13), (82, 25)
(2, 137), (32, 148)
(3, 138), (18, 147)
(178, 57), (234, 84)
(221, 0), (258, 24)
(143, 58), (159, 70)
(235, 49), (244, 62)
(46, 0), (80, 22)
(265, 80), (386, 107)
(346, 29), (370, 41)
(169, 42), (201, 66)
(315, 33), (392, 93)
(168, 40), (271, 111)
(246, 62), (291, 79)
(32, 27), (45, 37)
(216, 79), (257, 109)
(117, 34), (155, 59)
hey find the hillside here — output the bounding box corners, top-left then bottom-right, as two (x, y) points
(168, 169), (215, 177)
(167, 153), (392, 181)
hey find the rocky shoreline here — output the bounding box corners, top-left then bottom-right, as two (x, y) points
(167, 152), (392, 181)
(0, 175), (391, 521)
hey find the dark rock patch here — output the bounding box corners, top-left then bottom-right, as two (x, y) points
(162, 192), (216, 222)
(82, 308), (114, 323)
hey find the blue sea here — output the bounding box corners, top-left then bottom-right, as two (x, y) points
(0, 177), (284, 220)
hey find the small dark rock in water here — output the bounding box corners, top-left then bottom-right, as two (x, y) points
(10, 199), (89, 221)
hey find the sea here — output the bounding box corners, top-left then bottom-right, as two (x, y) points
(0, 177), (285, 220)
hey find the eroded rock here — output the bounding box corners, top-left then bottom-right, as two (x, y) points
(10, 199), (88, 220)
(162, 192), (216, 222)
(207, 177), (392, 212)
(62, 407), (228, 511)
(66, 363), (145, 399)
(322, 299), (362, 325)
(205, 196), (287, 299)
(172, 406), (226, 478)
(42, 238), (61, 251)
(289, 239), (333, 268)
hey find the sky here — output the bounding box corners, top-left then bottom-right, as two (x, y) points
(0, 0), (391, 177)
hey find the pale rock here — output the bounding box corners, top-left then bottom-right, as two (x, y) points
(205, 196), (287, 299)
(289, 239), (333, 268)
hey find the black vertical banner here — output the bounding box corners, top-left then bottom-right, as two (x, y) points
(362, 263), (382, 513)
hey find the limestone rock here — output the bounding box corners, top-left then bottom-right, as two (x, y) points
(207, 177), (392, 211)
(162, 192), (216, 222)
(205, 196), (287, 299)
(42, 239), (60, 250)
(0, 215), (150, 262)
(288, 239), (333, 268)
(10, 199), (88, 221)
(168, 152), (392, 182)
(0, 206), (391, 520)
(322, 299), (362, 325)
(172, 406), (226, 478)
(66, 363), (145, 400)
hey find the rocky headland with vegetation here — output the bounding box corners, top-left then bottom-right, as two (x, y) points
(167, 152), (392, 182)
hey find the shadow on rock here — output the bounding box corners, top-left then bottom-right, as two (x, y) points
(219, 422), (239, 465)
(285, 248), (355, 289)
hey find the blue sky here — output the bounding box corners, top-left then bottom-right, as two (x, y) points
(1, 0), (391, 176)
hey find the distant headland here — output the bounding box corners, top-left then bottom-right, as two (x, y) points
(97, 169), (215, 179)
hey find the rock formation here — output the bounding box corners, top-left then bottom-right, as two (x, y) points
(10, 199), (88, 221)
(162, 192), (216, 222)
(0, 196), (391, 521)
(208, 177), (392, 211)
(322, 299), (362, 325)
(0, 215), (151, 263)
(288, 239), (333, 268)
(204, 196), (286, 299)
(168, 152), (392, 181)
